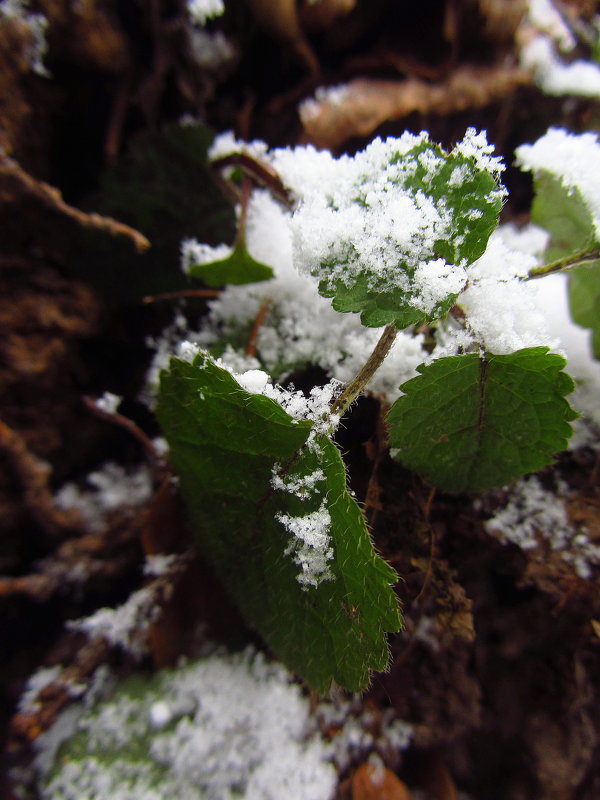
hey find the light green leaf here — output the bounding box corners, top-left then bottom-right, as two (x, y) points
(157, 355), (401, 693)
(568, 262), (600, 359)
(530, 172), (600, 360)
(387, 348), (577, 493)
(188, 241), (274, 286)
(298, 133), (504, 328)
(530, 171), (597, 259)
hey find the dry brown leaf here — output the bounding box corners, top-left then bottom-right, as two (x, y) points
(352, 762), (415, 800)
(300, 65), (530, 149)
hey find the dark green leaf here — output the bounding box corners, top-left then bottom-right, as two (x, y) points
(73, 122), (235, 302)
(157, 355), (401, 693)
(387, 348), (577, 492)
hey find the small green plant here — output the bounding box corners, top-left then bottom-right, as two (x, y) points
(155, 126), (599, 693)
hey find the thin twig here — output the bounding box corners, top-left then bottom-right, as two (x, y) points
(0, 419), (81, 538)
(0, 155), (150, 253)
(83, 397), (163, 470)
(210, 152), (293, 207)
(246, 297), (272, 357)
(143, 288), (221, 303)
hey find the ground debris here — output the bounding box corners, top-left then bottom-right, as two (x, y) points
(300, 66), (530, 150)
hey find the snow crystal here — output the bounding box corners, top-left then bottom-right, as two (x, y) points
(187, 0), (224, 26)
(271, 468), (325, 496)
(516, 127), (600, 235)
(68, 586), (159, 658)
(453, 127), (505, 179)
(485, 476), (600, 578)
(278, 504), (334, 589)
(54, 462), (153, 532)
(37, 648), (338, 800)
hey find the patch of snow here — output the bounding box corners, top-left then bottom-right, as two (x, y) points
(181, 240), (232, 275)
(37, 647), (338, 800)
(54, 462), (153, 532)
(459, 233), (556, 354)
(144, 553), (178, 577)
(299, 83), (352, 123)
(17, 666), (63, 713)
(485, 476), (600, 577)
(189, 28), (235, 70)
(516, 127), (600, 236)
(67, 586), (160, 658)
(521, 35), (600, 97)
(527, 0), (575, 50)
(187, 0), (224, 26)
(278, 503), (334, 589)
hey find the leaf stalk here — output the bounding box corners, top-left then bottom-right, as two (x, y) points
(331, 323), (398, 416)
(526, 246), (600, 280)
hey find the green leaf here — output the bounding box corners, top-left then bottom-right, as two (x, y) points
(157, 355), (401, 693)
(568, 262), (600, 359)
(74, 122), (235, 302)
(530, 172), (600, 360)
(530, 171), (597, 259)
(387, 348), (577, 493)
(298, 133), (504, 329)
(188, 240), (274, 286)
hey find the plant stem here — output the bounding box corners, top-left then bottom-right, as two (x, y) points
(331, 323), (398, 416)
(526, 246), (600, 280)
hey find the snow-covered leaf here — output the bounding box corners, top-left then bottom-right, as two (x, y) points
(288, 131), (504, 328)
(157, 355), (401, 692)
(387, 348), (576, 492)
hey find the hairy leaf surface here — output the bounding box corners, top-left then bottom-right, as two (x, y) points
(157, 355), (401, 692)
(387, 348), (576, 492)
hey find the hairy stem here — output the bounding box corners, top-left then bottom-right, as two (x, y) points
(526, 246), (600, 280)
(331, 323), (398, 416)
